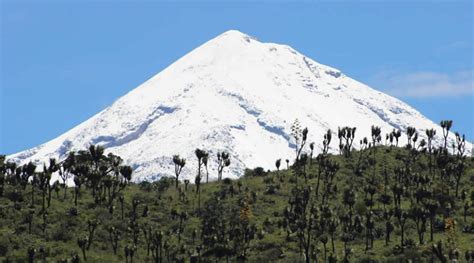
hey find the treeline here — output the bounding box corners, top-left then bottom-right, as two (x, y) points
(0, 119), (473, 262)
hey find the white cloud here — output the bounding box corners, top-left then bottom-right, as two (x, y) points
(370, 70), (474, 98)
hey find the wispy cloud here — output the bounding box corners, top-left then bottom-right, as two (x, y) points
(370, 69), (474, 98)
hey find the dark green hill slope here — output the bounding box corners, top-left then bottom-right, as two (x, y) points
(1, 144), (473, 263)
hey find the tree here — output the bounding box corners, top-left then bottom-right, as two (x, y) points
(195, 149), (207, 211)
(19, 162), (37, 208)
(291, 119), (308, 162)
(86, 218), (101, 250)
(77, 235), (89, 261)
(24, 209), (35, 234)
(426, 128), (436, 178)
(391, 129), (401, 147)
(342, 188), (356, 229)
(454, 132), (466, 156)
(284, 187), (318, 263)
(328, 217), (339, 254)
(195, 174), (202, 213)
(338, 127), (356, 157)
(322, 129), (332, 155)
(410, 205), (428, 244)
(108, 226), (121, 255)
(172, 155), (186, 188)
(217, 152), (231, 181)
(406, 126), (417, 148)
(72, 165), (87, 206)
(440, 120), (453, 150)
(124, 244), (137, 263)
(234, 198), (257, 263)
(39, 159), (58, 212)
(371, 125), (382, 147)
(59, 152), (76, 199)
(394, 208), (409, 250)
(384, 211), (394, 245)
(275, 159), (281, 172)
(151, 231), (164, 263)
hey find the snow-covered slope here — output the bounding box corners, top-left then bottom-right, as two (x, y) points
(8, 30), (472, 182)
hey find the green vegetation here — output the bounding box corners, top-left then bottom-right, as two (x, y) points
(0, 121), (473, 262)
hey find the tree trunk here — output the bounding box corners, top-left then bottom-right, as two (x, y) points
(331, 234), (335, 254)
(47, 186), (52, 208)
(31, 186), (35, 206)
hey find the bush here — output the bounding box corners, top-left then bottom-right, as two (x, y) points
(245, 167), (267, 177)
(222, 178), (232, 184)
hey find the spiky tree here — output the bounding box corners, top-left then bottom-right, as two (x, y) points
(59, 152), (76, 199)
(291, 119), (308, 162)
(172, 155), (186, 188)
(454, 132), (466, 156)
(30, 174), (38, 207)
(370, 126), (382, 182)
(38, 159), (57, 212)
(108, 226), (121, 255)
(425, 128), (436, 151)
(342, 188), (356, 230)
(195, 149), (207, 212)
(77, 235), (89, 261)
(384, 210), (394, 245)
(19, 162), (36, 208)
(423, 199), (438, 242)
(19, 161), (36, 190)
(124, 244), (137, 263)
(440, 120), (453, 150)
(184, 179), (190, 192)
(86, 218), (101, 250)
(406, 126), (417, 148)
(394, 208), (409, 250)
(72, 165), (87, 206)
(275, 159), (281, 172)
(323, 129), (332, 154)
(141, 224), (153, 256)
(151, 231), (164, 263)
(217, 152), (231, 181)
(371, 126), (382, 147)
(410, 205), (428, 244)
(392, 129), (401, 147)
(426, 128), (436, 178)
(328, 216), (339, 254)
(284, 186), (319, 263)
(338, 126), (356, 157)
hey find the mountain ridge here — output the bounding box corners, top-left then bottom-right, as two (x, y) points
(8, 30), (472, 182)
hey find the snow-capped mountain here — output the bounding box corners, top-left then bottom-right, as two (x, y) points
(8, 30), (472, 182)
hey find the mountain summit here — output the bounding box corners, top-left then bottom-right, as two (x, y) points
(8, 30), (471, 182)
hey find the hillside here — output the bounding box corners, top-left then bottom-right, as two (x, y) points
(1, 138), (473, 262)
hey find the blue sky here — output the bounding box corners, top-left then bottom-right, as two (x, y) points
(1, 0), (473, 154)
